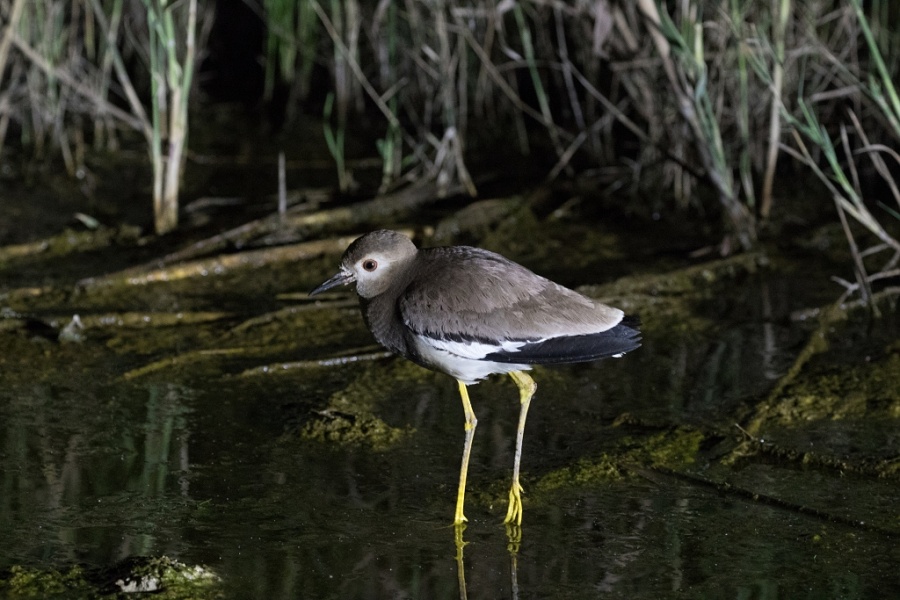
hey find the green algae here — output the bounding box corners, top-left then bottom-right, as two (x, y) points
(737, 292), (900, 444)
(625, 426), (705, 469)
(765, 353), (900, 424)
(3, 565), (91, 599)
(324, 359), (433, 413)
(1, 558), (221, 600)
(227, 303), (360, 349)
(300, 409), (410, 451)
(533, 455), (623, 494)
(530, 427), (704, 499)
(723, 338), (900, 478)
(298, 360), (429, 450)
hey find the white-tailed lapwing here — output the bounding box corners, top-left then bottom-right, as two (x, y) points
(310, 230), (641, 526)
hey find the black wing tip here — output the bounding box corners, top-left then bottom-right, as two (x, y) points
(621, 314), (641, 329)
(484, 319), (642, 366)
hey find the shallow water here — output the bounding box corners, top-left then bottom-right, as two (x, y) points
(1, 218), (898, 598)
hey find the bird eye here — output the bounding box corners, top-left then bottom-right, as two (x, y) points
(362, 259), (378, 272)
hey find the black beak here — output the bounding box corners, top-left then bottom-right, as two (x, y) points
(309, 268), (355, 296)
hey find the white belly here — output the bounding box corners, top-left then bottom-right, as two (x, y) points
(411, 335), (530, 384)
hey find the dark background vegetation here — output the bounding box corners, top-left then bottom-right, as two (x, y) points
(0, 0), (898, 319)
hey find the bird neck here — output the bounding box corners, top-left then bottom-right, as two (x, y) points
(360, 282), (410, 357)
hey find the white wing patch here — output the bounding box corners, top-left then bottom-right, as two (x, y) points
(426, 336), (529, 359)
(411, 334), (531, 384)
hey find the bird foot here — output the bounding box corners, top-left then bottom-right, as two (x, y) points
(502, 480), (524, 526)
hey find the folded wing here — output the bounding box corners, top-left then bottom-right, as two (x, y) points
(399, 247), (641, 365)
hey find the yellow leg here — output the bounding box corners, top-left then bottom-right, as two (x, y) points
(504, 370), (536, 526)
(454, 380), (477, 526)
